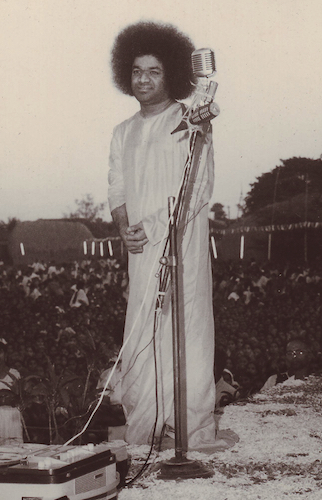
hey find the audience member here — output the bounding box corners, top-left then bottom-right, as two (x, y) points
(0, 339), (23, 445)
(260, 338), (313, 391)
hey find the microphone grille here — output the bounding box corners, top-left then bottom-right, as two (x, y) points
(191, 48), (216, 77)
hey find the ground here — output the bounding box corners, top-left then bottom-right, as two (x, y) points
(118, 375), (322, 499)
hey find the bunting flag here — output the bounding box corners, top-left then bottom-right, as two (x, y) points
(83, 220), (322, 249)
(83, 238), (116, 257)
(210, 221), (322, 235)
(85, 236), (121, 242)
(107, 240), (113, 256)
(210, 236), (217, 259)
(240, 235), (245, 259)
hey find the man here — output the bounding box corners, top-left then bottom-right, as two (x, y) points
(215, 368), (240, 408)
(69, 280), (89, 308)
(261, 339), (312, 391)
(108, 22), (218, 450)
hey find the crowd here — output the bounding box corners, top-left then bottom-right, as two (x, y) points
(213, 258), (322, 400)
(0, 255), (321, 442)
(0, 257), (128, 380)
(0, 257), (129, 443)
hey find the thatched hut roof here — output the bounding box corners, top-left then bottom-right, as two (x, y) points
(8, 219), (94, 265)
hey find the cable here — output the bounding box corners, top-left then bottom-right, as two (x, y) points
(122, 306), (161, 487)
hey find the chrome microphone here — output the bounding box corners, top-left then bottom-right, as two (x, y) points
(191, 48), (216, 78)
(191, 48), (217, 107)
(189, 102), (220, 125)
(171, 48), (219, 133)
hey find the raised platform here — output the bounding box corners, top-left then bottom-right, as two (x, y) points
(118, 375), (322, 500)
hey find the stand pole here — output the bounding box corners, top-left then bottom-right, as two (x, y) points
(168, 196), (185, 459)
(157, 197), (213, 480)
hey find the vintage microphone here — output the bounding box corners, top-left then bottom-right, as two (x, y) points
(171, 48), (219, 134)
(191, 47), (216, 77)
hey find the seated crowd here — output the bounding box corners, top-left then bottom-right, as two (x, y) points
(0, 257), (128, 380)
(213, 258), (322, 403)
(0, 256), (321, 443)
(0, 257), (128, 443)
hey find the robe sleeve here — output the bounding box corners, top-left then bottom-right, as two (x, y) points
(108, 126), (126, 213)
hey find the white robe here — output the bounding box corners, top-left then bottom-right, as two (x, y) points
(108, 102), (217, 449)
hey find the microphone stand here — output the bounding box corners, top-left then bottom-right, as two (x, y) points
(157, 126), (214, 480)
(168, 196), (184, 458)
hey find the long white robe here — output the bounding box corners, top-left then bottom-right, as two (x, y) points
(108, 102), (217, 449)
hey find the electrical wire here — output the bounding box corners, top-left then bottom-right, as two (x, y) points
(122, 305), (161, 487)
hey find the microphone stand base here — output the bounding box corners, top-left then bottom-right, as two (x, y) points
(156, 456), (214, 480)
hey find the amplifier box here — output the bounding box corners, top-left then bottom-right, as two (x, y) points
(0, 443), (120, 500)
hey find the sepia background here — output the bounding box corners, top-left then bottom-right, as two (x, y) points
(1, 0), (322, 221)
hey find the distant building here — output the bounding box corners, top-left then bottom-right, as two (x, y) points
(8, 219), (94, 265)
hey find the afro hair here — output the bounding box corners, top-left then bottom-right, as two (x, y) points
(111, 21), (196, 100)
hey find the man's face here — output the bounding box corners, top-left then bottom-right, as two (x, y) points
(131, 55), (169, 106)
(286, 340), (310, 372)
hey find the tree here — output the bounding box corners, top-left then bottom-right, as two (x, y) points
(244, 157), (322, 217)
(209, 203), (227, 221)
(6, 217), (20, 231)
(64, 194), (106, 222)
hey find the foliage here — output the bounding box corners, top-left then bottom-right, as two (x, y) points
(63, 193), (121, 240)
(244, 157), (322, 217)
(18, 324), (124, 445)
(210, 202), (227, 221)
(3, 217), (20, 232)
(79, 219), (119, 239)
(19, 359), (82, 444)
(19, 328), (108, 444)
(64, 194), (107, 222)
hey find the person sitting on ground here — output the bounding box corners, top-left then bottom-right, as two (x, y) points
(0, 338), (23, 445)
(260, 338), (312, 391)
(215, 368), (240, 407)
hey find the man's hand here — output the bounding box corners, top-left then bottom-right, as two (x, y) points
(111, 205), (149, 254)
(123, 222), (148, 254)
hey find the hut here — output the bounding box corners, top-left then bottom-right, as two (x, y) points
(8, 219), (94, 266)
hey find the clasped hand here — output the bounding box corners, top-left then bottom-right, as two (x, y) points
(122, 222), (148, 254)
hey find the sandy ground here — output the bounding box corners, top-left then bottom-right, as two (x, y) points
(118, 375), (322, 499)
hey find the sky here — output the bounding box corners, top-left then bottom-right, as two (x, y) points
(1, 0), (322, 222)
